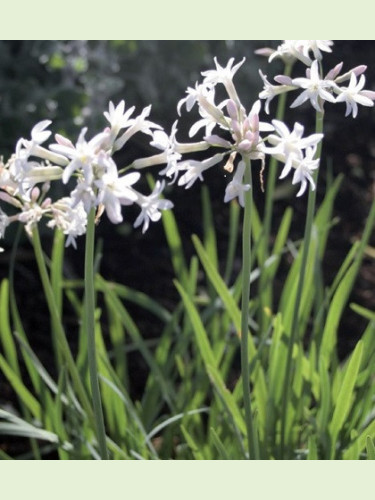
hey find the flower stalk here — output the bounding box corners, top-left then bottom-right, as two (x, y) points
(84, 207), (109, 460)
(240, 156), (259, 460)
(279, 108), (325, 457)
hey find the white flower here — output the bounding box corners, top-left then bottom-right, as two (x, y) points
(18, 202), (47, 236)
(177, 154), (224, 189)
(290, 60), (337, 112)
(265, 120), (323, 175)
(16, 120), (52, 159)
(299, 40), (334, 63)
(104, 100), (135, 135)
(224, 160), (251, 207)
(256, 40), (333, 66)
(188, 88), (227, 138)
(150, 122), (182, 181)
(0, 159), (18, 192)
(335, 72), (375, 118)
(268, 40), (312, 66)
(202, 57), (245, 106)
(280, 146), (320, 197)
(12, 121), (53, 186)
(202, 57), (245, 85)
(48, 198), (88, 248)
(178, 82), (227, 130)
(177, 82), (207, 115)
(69, 179), (97, 214)
(50, 128), (110, 184)
(258, 70), (295, 114)
(113, 105), (162, 152)
(133, 180), (173, 233)
(95, 164), (140, 224)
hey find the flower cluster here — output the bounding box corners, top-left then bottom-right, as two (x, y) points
(2, 41), (374, 253)
(255, 40), (334, 66)
(0, 102), (173, 249)
(133, 56), (324, 205)
(257, 41), (375, 118)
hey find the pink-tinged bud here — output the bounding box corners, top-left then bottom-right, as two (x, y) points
(31, 187), (40, 201)
(275, 75), (293, 85)
(226, 99), (238, 120)
(352, 65), (367, 76)
(231, 119), (241, 139)
(326, 62), (344, 80)
(336, 65), (368, 84)
(361, 90), (375, 101)
(204, 135), (232, 148)
(250, 112), (259, 132)
(254, 48), (274, 57)
(237, 139), (252, 152)
(0, 191), (23, 208)
(245, 130), (258, 146)
(54, 134), (74, 148)
(41, 198), (52, 208)
(242, 117), (250, 133)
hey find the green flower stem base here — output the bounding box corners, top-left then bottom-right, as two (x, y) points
(31, 226), (95, 426)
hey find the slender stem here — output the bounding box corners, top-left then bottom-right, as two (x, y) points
(262, 62), (294, 251)
(31, 226), (95, 426)
(84, 207), (108, 460)
(241, 156), (259, 460)
(279, 110), (325, 457)
(258, 63), (293, 333)
(50, 229), (65, 369)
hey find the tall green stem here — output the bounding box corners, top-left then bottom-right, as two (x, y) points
(241, 157), (259, 460)
(31, 226), (95, 425)
(279, 110), (325, 457)
(262, 62), (294, 250)
(84, 207), (108, 460)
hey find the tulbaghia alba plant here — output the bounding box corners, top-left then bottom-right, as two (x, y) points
(128, 55), (326, 459)
(2, 41), (375, 461)
(0, 101), (173, 459)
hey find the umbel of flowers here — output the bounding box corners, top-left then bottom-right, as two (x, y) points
(129, 41), (375, 204)
(0, 102), (174, 250)
(135, 56), (324, 202)
(252, 40), (375, 144)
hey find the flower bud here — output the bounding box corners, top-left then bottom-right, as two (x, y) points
(226, 99), (238, 120)
(31, 187), (40, 201)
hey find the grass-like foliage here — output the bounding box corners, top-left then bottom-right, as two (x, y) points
(1, 179), (375, 459)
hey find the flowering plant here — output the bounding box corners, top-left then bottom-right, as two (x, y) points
(1, 41), (375, 461)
